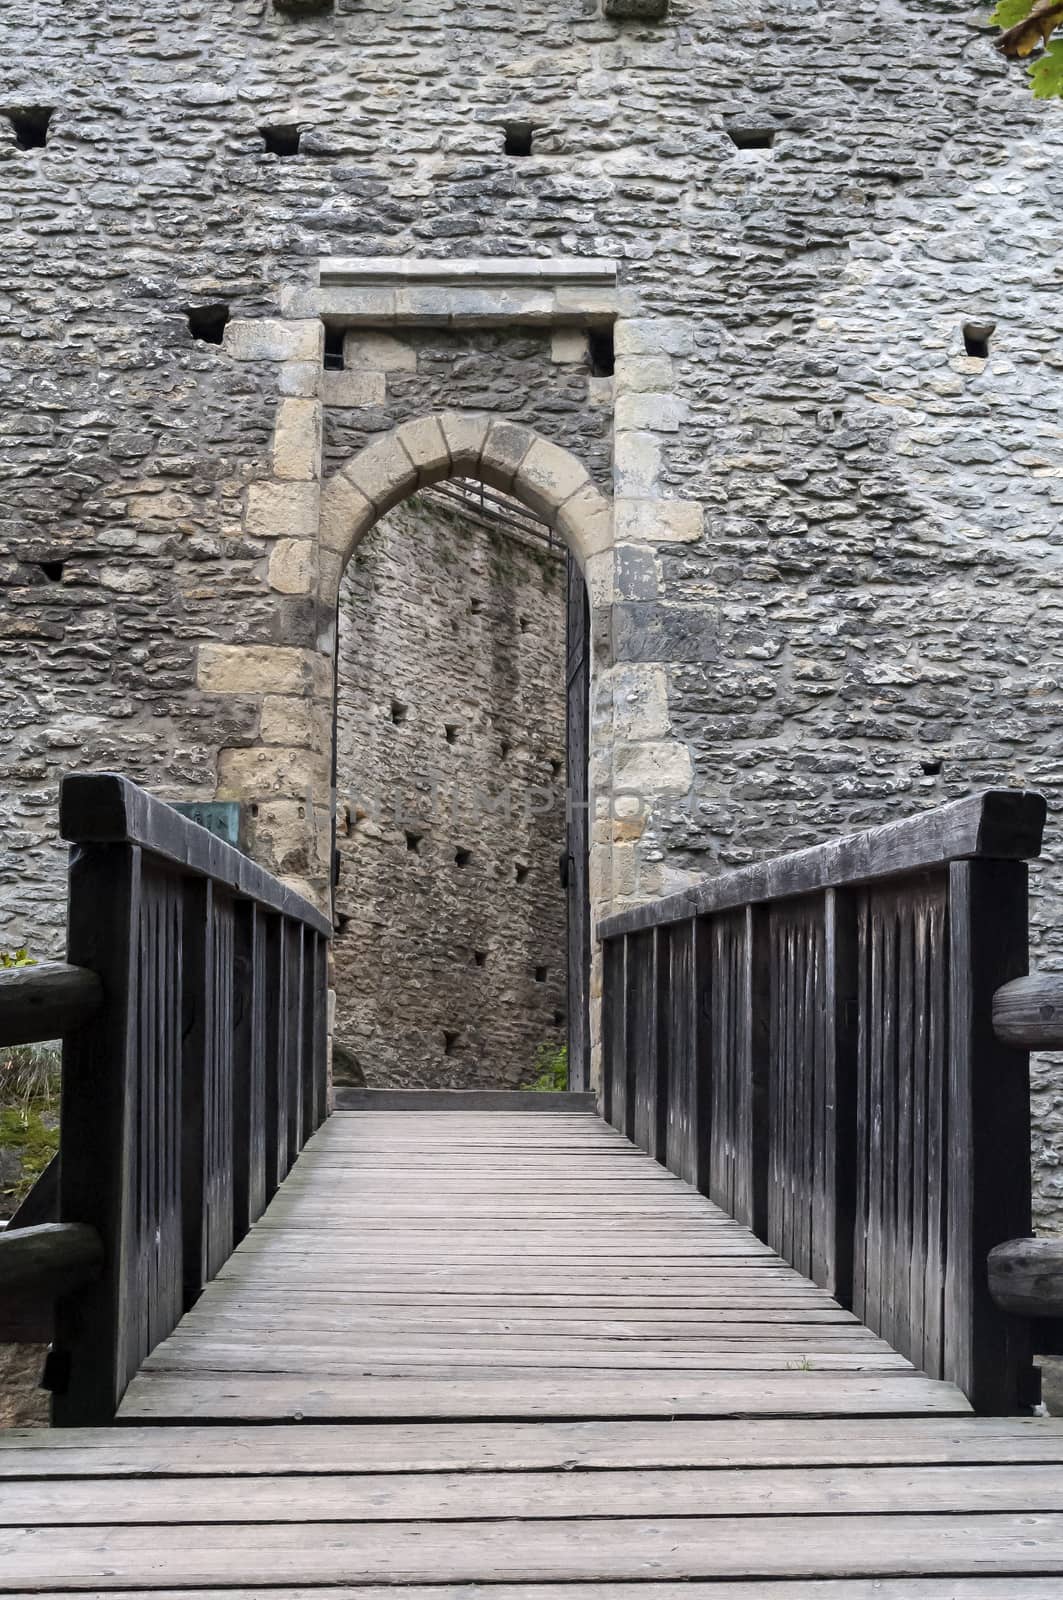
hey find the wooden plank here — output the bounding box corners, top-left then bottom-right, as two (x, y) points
(598, 789), (1047, 941)
(116, 1370), (971, 1420)
(8, 1463), (1063, 1526)
(4, 1584), (1062, 1600)
(231, 902), (267, 1238)
(333, 1090), (597, 1111)
(993, 971), (1063, 1049)
(601, 934), (627, 1134)
(0, 961), (102, 1048)
(628, 929), (659, 1155)
(989, 1237), (1063, 1317)
(4, 1511), (1063, 1587)
(6, 1416), (1063, 1476)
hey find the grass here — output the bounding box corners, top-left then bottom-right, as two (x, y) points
(0, 956), (61, 1217)
(524, 1041), (568, 1093)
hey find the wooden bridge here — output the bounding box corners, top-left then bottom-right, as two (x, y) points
(3, 775), (1063, 1593)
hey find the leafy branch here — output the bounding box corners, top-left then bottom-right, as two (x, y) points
(991, 0), (1063, 97)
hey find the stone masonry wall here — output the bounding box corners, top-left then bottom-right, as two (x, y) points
(2, 0), (1063, 1217)
(333, 494), (568, 1088)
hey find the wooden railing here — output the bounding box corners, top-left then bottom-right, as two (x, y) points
(0, 774), (331, 1424)
(599, 790), (1048, 1414)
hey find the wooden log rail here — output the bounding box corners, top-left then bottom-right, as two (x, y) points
(0, 773), (331, 1424)
(598, 790), (1048, 1414)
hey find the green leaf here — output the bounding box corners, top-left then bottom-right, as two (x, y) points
(1030, 37), (1063, 93)
(989, 0), (1035, 27)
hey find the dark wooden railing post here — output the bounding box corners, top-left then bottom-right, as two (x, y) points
(945, 859), (1035, 1414)
(602, 933), (627, 1135)
(232, 901), (267, 1237)
(53, 841), (147, 1425)
(820, 887), (858, 1305)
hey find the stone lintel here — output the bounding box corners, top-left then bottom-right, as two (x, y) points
(318, 255), (619, 290)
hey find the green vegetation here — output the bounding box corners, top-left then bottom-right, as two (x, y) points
(991, 0), (1063, 96)
(0, 949), (60, 1217)
(524, 1041), (568, 1092)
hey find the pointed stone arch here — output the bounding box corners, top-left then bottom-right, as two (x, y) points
(316, 412), (613, 612)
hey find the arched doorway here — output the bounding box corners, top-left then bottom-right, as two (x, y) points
(319, 415), (608, 1092)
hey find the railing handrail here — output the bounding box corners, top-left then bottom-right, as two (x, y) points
(59, 773), (331, 937)
(599, 789), (1047, 941)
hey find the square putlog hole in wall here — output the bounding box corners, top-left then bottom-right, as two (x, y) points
(405, 831), (422, 854)
(963, 321), (994, 360)
(186, 304), (230, 345)
(443, 1030), (460, 1057)
(324, 326), (345, 371)
(261, 124), (301, 156)
(503, 122), (534, 157)
(455, 848), (472, 868)
(8, 107), (53, 149)
(390, 698), (409, 726)
(727, 127), (775, 151)
(588, 329), (615, 377)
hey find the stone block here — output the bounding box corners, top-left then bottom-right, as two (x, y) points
(550, 330), (589, 364)
(245, 479), (320, 540)
(278, 362), (321, 399)
(316, 289), (398, 324)
(268, 537), (316, 595)
(443, 288), (556, 325)
(224, 318), (323, 363)
(260, 695), (314, 747)
(613, 738), (693, 800)
(439, 412), (491, 475)
(480, 420), (536, 493)
(612, 664), (671, 741)
(342, 431), (419, 512)
(218, 744), (327, 800)
(342, 331), (416, 371)
(613, 431), (661, 498)
(513, 436), (591, 522)
(321, 370), (387, 408)
(197, 644), (319, 696)
(614, 497), (703, 544)
(272, 398), (323, 482)
(612, 600), (720, 664)
(615, 543), (659, 600)
(319, 472), (376, 557)
(614, 354), (673, 394)
(558, 479), (613, 563)
(614, 317), (693, 359)
(395, 415), (451, 485)
(614, 392), (687, 433)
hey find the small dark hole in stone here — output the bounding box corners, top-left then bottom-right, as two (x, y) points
(515, 863), (529, 884)
(470, 597), (483, 615)
(455, 847), (472, 867)
(443, 1029), (460, 1056)
(473, 950), (487, 968)
(405, 831), (422, 854)
(9, 107), (52, 149)
(519, 615), (530, 633)
(38, 560), (65, 582)
(963, 322), (993, 360)
(261, 124), (301, 156)
(535, 965), (547, 982)
(500, 739), (511, 760)
(186, 304), (230, 345)
(504, 121), (534, 157)
(552, 1009), (565, 1027)
(390, 699), (409, 725)
(444, 723), (459, 744)
(342, 806), (352, 835)
(250, 803), (260, 818)
(549, 756), (562, 779)
(921, 759), (943, 776)
(728, 127), (774, 150)
(335, 911), (351, 930)
(588, 328), (615, 377)
(324, 326), (345, 370)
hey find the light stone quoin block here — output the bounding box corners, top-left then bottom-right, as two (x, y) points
(271, 398), (323, 482)
(197, 645), (319, 696)
(245, 480), (320, 541)
(268, 538), (315, 595)
(615, 499), (704, 544)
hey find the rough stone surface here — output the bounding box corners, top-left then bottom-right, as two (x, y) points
(0, 0), (1062, 1218)
(333, 496), (568, 1087)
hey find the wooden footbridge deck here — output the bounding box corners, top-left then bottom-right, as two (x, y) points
(4, 778), (1063, 1593)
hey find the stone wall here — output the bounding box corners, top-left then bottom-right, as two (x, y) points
(2, 0), (1063, 1218)
(333, 494), (568, 1088)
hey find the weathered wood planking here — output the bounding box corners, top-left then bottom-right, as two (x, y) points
(7, 1103), (1063, 1592)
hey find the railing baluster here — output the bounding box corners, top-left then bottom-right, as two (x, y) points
(286, 921), (304, 1166)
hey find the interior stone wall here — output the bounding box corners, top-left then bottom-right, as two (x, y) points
(2, 0), (1063, 1217)
(333, 494), (569, 1089)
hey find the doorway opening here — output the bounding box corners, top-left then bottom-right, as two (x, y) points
(330, 477), (590, 1092)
